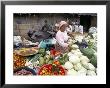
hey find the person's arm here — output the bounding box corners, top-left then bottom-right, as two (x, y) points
(56, 33), (68, 47)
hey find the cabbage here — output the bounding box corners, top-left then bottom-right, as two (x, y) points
(71, 44), (79, 49)
(76, 49), (81, 52)
(81, 62), (95, 71)
(77, 71), (87, 76)
(67, 69), (78, 75)
(68, 52), (73, 57)
(69, 55), (80, 64)
(80, 47), (95, 59)
(64, 61), (73, 70)
(78, 67), (87, 74)
(90, 55), (97, 67)
(71, 50), (82, 57)
(81, 61), (89, 69)
(74, 51), (82, 57)
(80, 55), (90, 63)
(71, 50), (76, 54)
(74, 63), (82, 71)
(87, 63), (95, 71)
(87, 70), (96, 76)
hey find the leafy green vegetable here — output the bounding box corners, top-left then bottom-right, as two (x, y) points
(58, 53), (69, 65)
(80, 47), (95, 59)
(59, 59), (65, 65)
(39, 57), (45, 66)
(45, 57), (50, 64)
(63, 53), (69, 62)
(90, 55), (97, 67)
(91, 44), (97, 51)
(38, 48), (46, 56)
(48, 60), (53, 64)
(27, 54), (42, 63)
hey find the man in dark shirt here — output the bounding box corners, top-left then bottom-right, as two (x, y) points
(27, 26), (36, 39)
(41, 20), (51, 32)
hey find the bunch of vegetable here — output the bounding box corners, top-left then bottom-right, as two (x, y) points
(38, 48), (46, 56)
(58, 53), (69, 65)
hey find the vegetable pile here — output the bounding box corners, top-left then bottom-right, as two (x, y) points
(13, 32), (97, 76)
(38, 63), (65, 76)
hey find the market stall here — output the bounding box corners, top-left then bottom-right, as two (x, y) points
(13, 26), (97, 76)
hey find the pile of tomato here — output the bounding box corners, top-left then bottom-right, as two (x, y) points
(38, 61), (66, 76)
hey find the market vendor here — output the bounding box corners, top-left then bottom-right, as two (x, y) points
(55, 21), (69, 53)
(27, 26), (36, 39)
(54, 20), (60, 32)
(41, 20), (52, 32)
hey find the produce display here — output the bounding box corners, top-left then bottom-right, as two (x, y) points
(13, 32), (97, 76)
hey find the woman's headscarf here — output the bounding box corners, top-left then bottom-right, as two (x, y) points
(59, 21), (67, 30)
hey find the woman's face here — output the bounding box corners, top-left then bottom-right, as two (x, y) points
(60, 24), (68, 32)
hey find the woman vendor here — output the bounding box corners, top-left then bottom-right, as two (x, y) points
(55, 21), (70, 53)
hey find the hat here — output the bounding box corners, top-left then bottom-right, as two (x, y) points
(59, 21), (67, 29)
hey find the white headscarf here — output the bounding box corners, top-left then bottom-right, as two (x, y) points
(59, 21), (67, 29)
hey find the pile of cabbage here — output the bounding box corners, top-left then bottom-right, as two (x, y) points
(64, 49), (97, 76)
(64, 33), (97, 76)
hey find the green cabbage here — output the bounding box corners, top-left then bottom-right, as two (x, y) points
(90, 55), (97, 67)
(80, 47), (95, 59)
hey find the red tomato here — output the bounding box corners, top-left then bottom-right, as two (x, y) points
(53, 60), (60, 65)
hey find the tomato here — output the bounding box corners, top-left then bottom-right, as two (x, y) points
(53, 60), (60, 65)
